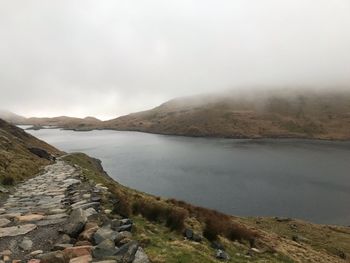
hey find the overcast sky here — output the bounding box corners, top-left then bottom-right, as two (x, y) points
(1, 0), (349, 119)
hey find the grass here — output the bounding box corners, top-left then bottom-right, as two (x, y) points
(243, 217), (350, 260)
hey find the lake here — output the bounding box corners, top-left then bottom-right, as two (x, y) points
(24, 127), (350, 225)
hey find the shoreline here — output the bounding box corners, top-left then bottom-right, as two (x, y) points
(25, 125), (350, 142)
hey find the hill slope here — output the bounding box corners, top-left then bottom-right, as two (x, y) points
(104, 90), (350, 140)
(0, 118), (62, 184)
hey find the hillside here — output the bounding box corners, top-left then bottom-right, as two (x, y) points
(0, 118), (62, 185)
(103, 89), (350, 140)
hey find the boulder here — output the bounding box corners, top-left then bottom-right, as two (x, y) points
(93, 227), (117, 245)
(28, 147), (52, 160)
(63, 209), (87, 238)
(93, 239), (117, 259)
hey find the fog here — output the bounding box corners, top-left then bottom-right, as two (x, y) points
(0, 0), (349, 119)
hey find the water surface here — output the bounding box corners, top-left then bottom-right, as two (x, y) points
(24, 128), (350, 225)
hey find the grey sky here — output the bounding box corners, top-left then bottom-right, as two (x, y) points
(1, 0), (349, 119)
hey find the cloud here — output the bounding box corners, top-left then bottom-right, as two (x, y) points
(0, 0), (349, 119)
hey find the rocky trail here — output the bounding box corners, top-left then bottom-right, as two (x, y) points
(0, 159), (149, 263)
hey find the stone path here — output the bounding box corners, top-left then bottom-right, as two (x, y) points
(0, 159), (149, 263)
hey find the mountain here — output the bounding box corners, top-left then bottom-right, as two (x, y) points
(0, 110), (27, 124)
(103, 89), (350, 140)
(0, 118), (62, 183)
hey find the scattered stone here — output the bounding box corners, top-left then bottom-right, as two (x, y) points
(19, 237), (33, 251)
(28, 259), (41, 263)
(0, 224), (36, 237)
(216, 249), (230, 260)
(183, 228), (202, 242)
(93, 239), (117, 259)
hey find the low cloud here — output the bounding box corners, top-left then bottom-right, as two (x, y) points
(0, 0), (349, 119)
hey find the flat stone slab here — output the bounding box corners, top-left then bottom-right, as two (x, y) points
(15, 214), (45, 222)
(36, 218), (66, 226)
(0, 224), (37, 237)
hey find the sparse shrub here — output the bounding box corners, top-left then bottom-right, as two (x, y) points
(166, 207), (188, 231)
(112, 198), (131, 217)
(203, 218), (221, 241)
(227, 223), (257, 247)
(2, 176), (14, 185)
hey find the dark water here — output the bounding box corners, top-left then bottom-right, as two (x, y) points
(24, 127), (350, 225)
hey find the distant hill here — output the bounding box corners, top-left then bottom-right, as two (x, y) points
(0, 111), (102, 129)
(0, 119), (62, 183)
(103, 89), (350, 140)
(25, 116), (102, 129)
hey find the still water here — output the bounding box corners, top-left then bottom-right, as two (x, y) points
(24, 128), (350, 225)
